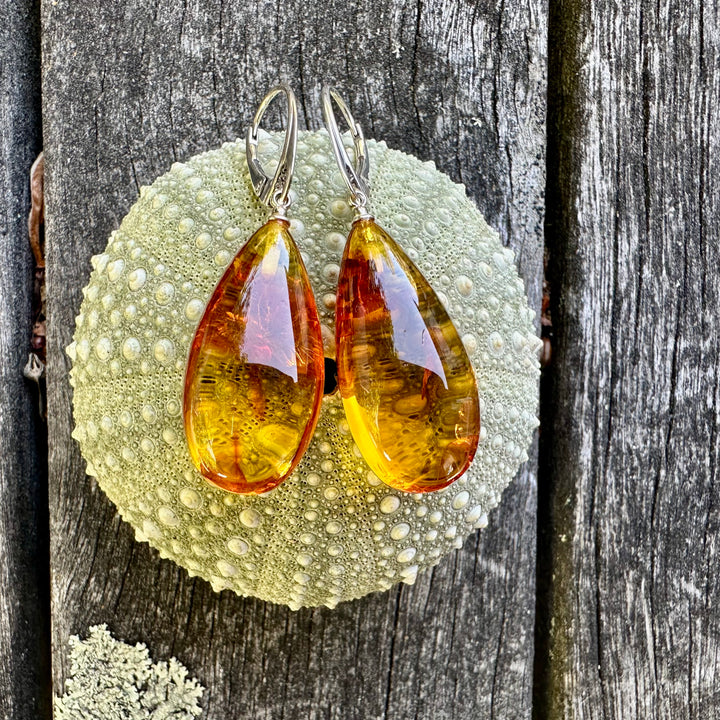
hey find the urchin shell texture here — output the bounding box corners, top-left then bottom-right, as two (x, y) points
(68, 130), (541, 609)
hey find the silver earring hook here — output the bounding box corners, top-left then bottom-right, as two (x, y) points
(246, 84), (298, 218)
(321, 87), (371, 218)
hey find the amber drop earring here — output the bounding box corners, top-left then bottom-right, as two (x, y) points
(183, 85), (325, 494)
(322, 87), (480, 493)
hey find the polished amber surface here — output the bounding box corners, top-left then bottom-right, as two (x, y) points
(336, 218), (480, 493)
(183, 219), (324, 494)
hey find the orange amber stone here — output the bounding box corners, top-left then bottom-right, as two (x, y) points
(183, 218), (324, 494)
(336, 218), (480, 493)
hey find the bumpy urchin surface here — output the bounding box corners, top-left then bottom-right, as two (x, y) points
(68, 130), (541, 609)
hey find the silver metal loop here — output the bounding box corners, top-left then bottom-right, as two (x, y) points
(321, 87), (371, 216)
(246, 84), (298, 215)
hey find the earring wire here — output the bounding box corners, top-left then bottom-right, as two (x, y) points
(321, 87), (372, 219)
(246, 84), (298, 219)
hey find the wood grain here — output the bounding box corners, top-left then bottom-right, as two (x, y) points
(539, 0), (720, 717)
(42, 0), (546, 717)
(0, 0), (50, 718)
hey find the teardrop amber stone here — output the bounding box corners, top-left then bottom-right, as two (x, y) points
(336, 218), (480, 493)
(183, 218), (324, 494)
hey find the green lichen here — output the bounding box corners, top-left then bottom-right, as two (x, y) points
(54, 625), (203, 719)
(67, 130), (541, 609)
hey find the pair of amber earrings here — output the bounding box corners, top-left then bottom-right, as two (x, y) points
(183, 85), (480, 496)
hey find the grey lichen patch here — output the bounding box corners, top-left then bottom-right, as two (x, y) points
(54, 624), (204, 719)
(67, 130), (541, 608)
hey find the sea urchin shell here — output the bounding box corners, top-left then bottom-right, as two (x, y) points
(68, 130), (541, 609)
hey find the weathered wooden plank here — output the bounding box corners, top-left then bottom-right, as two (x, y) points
(540, 0), (720, 717)
(0, 0), (50, 718)
(43, 1), (546, 717)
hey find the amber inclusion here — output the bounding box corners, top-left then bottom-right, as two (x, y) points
(335, 218), (480, 493)
(183, 218), (324, 494)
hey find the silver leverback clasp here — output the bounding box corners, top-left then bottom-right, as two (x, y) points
(321, 87), (371, 218)
(246, 84), (298, 217)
